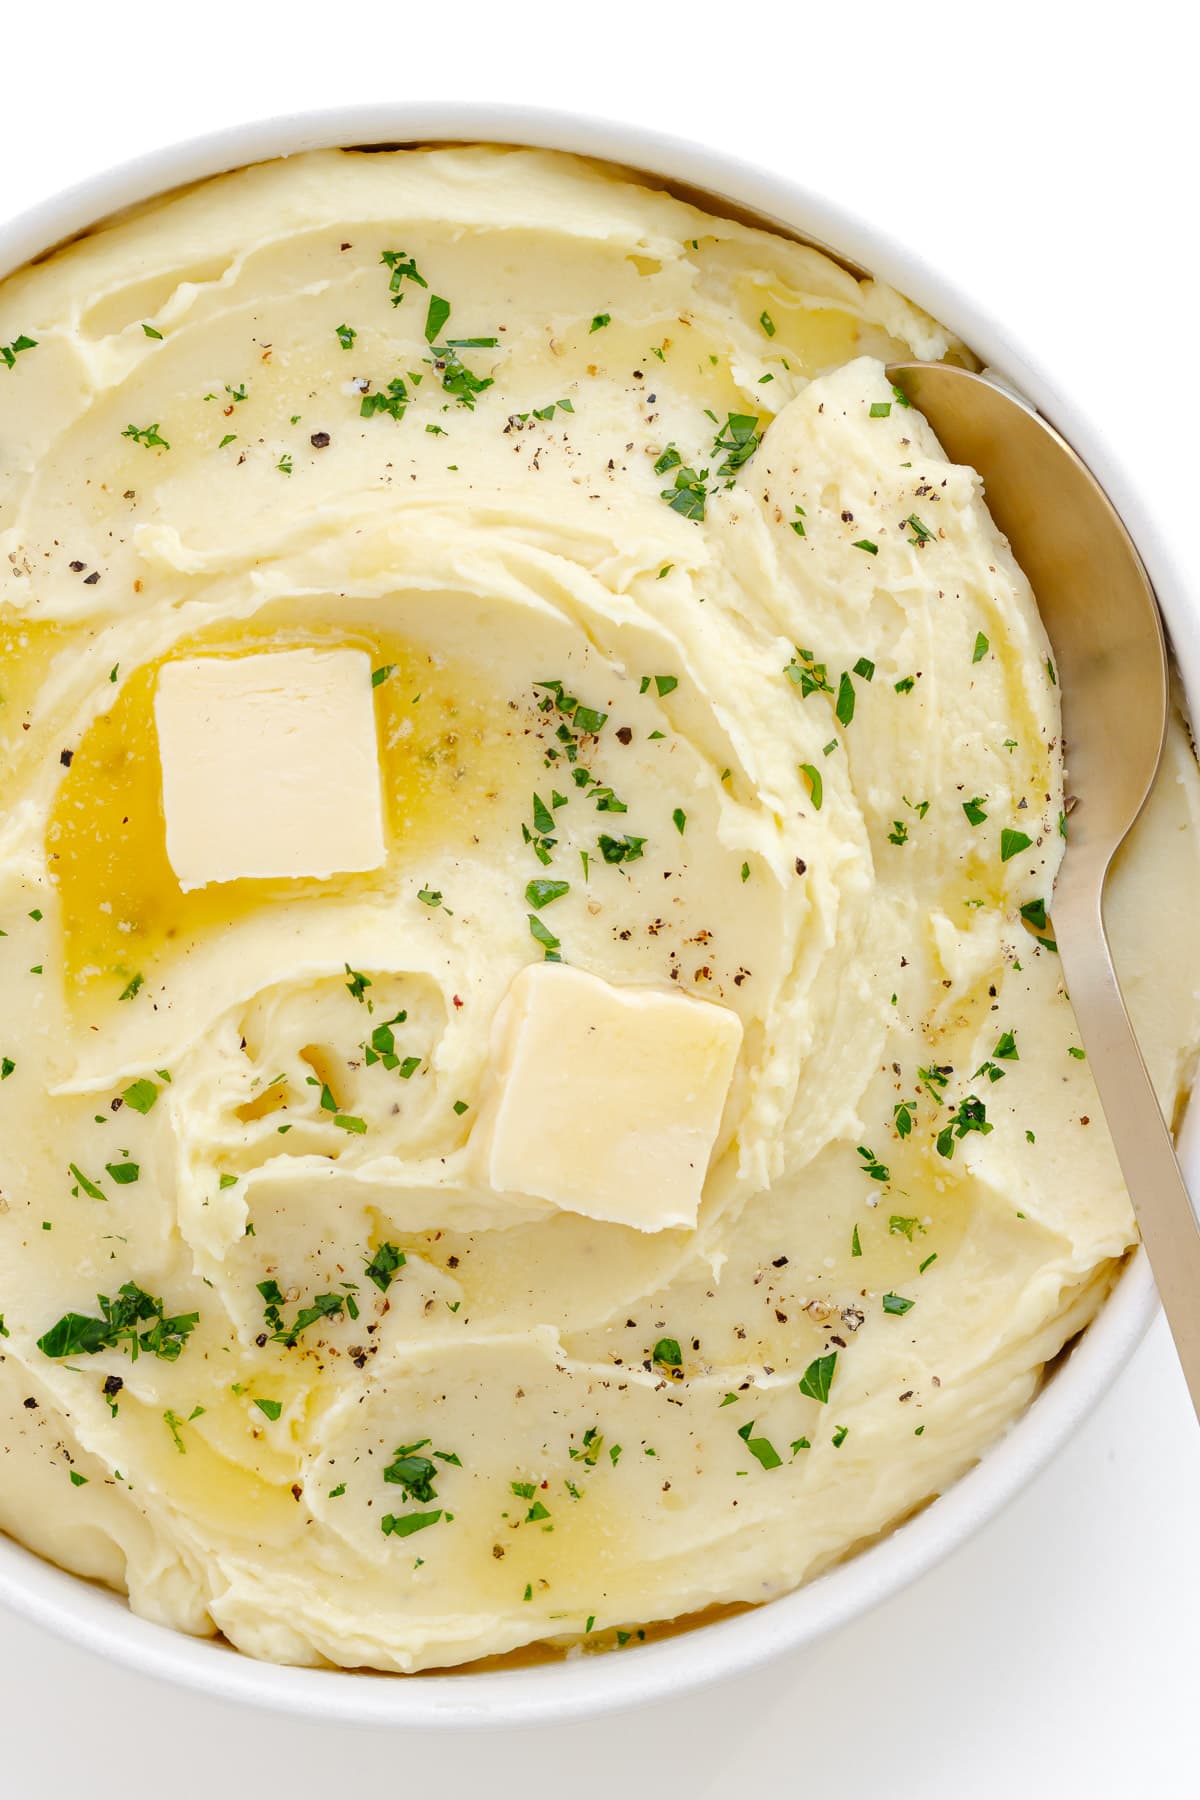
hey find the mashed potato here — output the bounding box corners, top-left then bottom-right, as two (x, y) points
(0, 145), (1197, 1672)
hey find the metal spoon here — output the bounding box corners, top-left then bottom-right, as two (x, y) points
(888, 360), (1200, 1418)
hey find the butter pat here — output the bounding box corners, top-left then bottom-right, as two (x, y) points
(155, 649), (386, 891)
(478, 964), (742, 1230)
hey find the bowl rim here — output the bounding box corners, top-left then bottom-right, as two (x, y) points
(0, 101), (1185, 1729)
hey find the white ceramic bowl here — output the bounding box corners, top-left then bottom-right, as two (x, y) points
(0, 104), (1190, 1728)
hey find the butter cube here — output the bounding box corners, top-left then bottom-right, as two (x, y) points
(155, 648), (386, 891)
(478, 964), (742, 1231)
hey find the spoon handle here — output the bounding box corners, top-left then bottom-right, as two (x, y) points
(1054, 866), (1200, 1418)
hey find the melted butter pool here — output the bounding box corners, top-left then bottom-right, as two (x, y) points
(43, 621), (536, 1008)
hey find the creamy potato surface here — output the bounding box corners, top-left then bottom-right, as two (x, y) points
(0, 147), (1197, 1671)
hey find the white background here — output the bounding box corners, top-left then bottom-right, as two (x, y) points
(2, 2), (1197, 1792)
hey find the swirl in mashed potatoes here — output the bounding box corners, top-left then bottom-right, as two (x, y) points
(0, 146), (1197, 1672)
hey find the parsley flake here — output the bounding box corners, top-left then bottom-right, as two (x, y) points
(798, 1352), (837, 1403)
(365, 1242), (406, 1292)
(737, 1420), (782, 1470)
(121, 423), (169, 450)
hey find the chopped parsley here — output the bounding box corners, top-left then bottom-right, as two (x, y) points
(360, 377), (409, 421)
(253, 1397), (283, 1422)
(882, 1293), (914, 1316)
(528, 914), (561, 959)
(526, 879), (569, 909)
(857, 1147), (890, 1182)
(935, 1095), (993, 1160)
(919, 1064), (951, 1102)
(656, 447), (709, 520)
(122, 1078), (159, 1114)
(344, 964), (373, 1005)
(799, 763), (823, 810)
(783, 646), (832, 698)
(852, 539), (878, 555)
(37, 1284), (198, 1362)
(737, 1420), (782, 1470)
(652, 1337), (683, 1372)
(421, 294), (450, 342)
(427, 344), (494, 409)
(888, 1215), (924, 1241)
(798, 1352), (837, 1404)
(365, 1242), (406, 1292)
(381, 1509), (442, 1538)
(589, 313), (611, 332)
(163, 1409), (196, 1453)
(68, 1163), (106, 1201)
(335, 323), (357, 350)
(962, 796), (988, 826)
(381, 249), (428, 304)
(598, 833), (646, 865)
(711, 412), (762, 482)
(121, 423), (169, 450)
(384, 1440), (443, 1503)
(1, 333), (38, 369)
(256, 1280), (346, 1348)
(363, 1009), (410, 1070)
